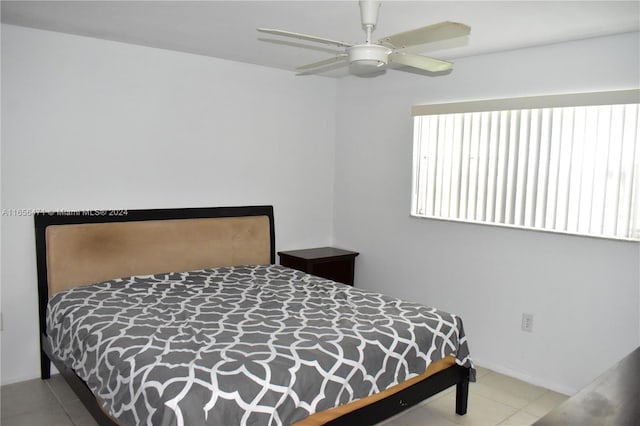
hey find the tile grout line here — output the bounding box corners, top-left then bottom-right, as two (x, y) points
(44, 379), (79, 426)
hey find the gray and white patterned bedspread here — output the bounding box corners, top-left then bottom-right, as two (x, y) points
(47, 264), (474, 426)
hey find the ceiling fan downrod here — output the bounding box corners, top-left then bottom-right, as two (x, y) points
(359, 0), (381, 44)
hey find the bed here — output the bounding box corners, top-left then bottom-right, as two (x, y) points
(34, 205), (474, 426)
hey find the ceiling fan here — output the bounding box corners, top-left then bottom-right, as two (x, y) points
(257, 0), (470, 76)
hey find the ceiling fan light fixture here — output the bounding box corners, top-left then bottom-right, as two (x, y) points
(347, 44), (391, 72)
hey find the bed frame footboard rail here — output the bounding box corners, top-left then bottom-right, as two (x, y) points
(325, 365), (471, 426)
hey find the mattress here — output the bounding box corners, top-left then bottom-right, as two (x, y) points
(47, 264), (474, 426)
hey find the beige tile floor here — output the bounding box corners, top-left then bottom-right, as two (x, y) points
(0, 366), (568, 426)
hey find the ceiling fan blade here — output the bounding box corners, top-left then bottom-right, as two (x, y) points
(379, 21), (470, 49)
(297, 60), (350, 76)
(297, 54), (348, 70)
(389, 52), (452, 72)
(257, 28), (353, 48)
(258, 38), (344, 55)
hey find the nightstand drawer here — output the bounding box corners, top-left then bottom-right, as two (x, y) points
(278, 247), (359, 286)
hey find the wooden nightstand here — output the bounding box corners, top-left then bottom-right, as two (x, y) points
(278, 247), (359, 286)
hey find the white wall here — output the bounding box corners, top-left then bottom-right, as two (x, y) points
(333, 32), (640, 395)
(0, 24), (337, 384)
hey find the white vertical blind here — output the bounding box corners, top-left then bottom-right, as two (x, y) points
(412, 92), (640, 241)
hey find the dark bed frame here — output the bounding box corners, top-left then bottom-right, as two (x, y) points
(34, 205), (470, 426)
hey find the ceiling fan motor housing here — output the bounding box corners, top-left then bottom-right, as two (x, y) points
(348, 44), (391, 69)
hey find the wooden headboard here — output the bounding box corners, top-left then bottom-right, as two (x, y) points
(34, 206), (275, 337)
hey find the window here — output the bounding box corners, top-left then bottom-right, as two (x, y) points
(411, 90), (640, 241)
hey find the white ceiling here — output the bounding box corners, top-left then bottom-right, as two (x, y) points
(2, 1), (639, 77)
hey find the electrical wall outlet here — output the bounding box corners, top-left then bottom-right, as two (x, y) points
(521, 313), (534, 332)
